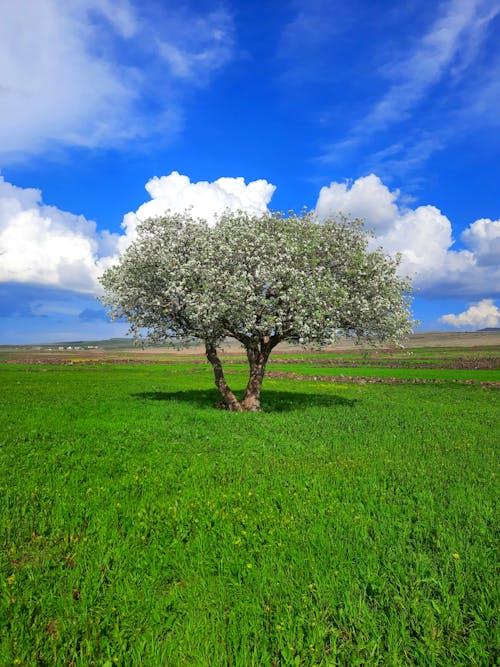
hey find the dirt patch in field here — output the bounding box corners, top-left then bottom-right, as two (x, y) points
(265, 371), (500, 388)
(268, 357), (499, 370)
(10, 357), (164, 366)
(2, 330), (500, 364)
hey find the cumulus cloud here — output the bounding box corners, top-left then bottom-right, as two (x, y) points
(0, 176), (113, 293)
(315, 173), (500, 298)
(439, 299), (500, 329)
(120, 171), (276, 248)
(0, 1), (234, 160)
(461, 218), (500, 266)
(1, 169), (497, 307)
(0, 172), (276, 292)
(316, 174), (399, 232)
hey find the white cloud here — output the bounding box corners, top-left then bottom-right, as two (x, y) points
(461, 218), (500, 266)
(439, 299), (500, 329)
(0, 172), (276, 292)
(0, 176), (112, 293)
(362, 0), (499, 131)
(319, 0), (500, 167)
(0, 169), (496, 306)
(87, 0), (138, 39)
(0, 1), (234, 160)
(156, 8), (234, 81)
(0, 1), (138, 158)
(316, 174), (399, 232)
(121, 171), (276, 248)
(315, 173), (500, 298)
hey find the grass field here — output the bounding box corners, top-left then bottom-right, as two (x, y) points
(0, 348), (499, 665)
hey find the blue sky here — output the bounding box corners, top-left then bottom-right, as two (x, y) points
(1, 0), (499, 344)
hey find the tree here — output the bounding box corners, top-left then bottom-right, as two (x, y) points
(100, 209), (413, 411)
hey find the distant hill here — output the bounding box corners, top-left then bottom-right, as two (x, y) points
(0, 337), (200, 350)
(0, 337), (132, 350)
(2, 330), (500, 350)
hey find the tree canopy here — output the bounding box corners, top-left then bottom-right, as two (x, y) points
(100, 210), (413, 411)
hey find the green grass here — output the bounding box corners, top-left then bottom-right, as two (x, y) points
(0, 360), (499, 666)
(264, 345), (500, 362)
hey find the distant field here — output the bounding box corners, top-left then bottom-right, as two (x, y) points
(0, 346), (499, 665)
(1, 330), (500, 363)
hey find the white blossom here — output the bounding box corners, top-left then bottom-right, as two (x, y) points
(101, 210), (413, 410)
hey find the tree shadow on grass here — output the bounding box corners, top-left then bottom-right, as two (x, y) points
(132, 389), (357, 413)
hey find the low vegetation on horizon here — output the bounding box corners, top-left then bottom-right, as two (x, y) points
(0, 345), (498, 665)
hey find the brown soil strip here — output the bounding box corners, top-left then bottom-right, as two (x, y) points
(5, 355), (499, 371)
(265, 371), (500, 388)
(267, 357), (499, 370)
(7, 358), (169, 366)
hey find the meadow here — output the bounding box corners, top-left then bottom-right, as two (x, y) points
(0, 346), (499, 666)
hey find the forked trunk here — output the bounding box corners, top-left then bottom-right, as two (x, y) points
(205, 342), (243, 412)
(205, 338), (275, 412)
(240, 347), (269, 412)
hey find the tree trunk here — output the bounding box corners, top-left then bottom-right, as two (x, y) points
(240, 342), (272, 412)
(205, 336), (278, 412)
(205, 341), (243, 412)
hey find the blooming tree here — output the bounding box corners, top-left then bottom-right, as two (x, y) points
(100, 210), (413, 411)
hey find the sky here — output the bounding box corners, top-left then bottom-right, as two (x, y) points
(0, 0), (499, 344)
